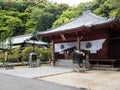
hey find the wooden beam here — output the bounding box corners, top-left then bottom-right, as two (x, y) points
(61, 34), (66, 40)
(54, 37), (77, 43)
(77, 35), (84, 50)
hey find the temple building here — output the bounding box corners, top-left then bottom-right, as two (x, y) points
(0, 33), (48, 50)
(38, 9), (120, 66)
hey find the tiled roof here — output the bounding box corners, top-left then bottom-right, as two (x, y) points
(0, 34), (33, 49)
(38, 10), (114, 35)
(0, 33), (48, 49)
(5, 33), (33, 45)
(27, 40), (48, 45)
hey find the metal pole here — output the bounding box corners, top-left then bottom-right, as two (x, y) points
(77, 37), (80, 50)
(33, 40), (35, 52)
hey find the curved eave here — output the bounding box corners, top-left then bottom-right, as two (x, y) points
(38, 10), (116, 37)
(39, 26), (86, 37)
(39, 19), (118, 38)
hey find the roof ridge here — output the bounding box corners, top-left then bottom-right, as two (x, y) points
(50, 13), (83, 31)
(12, 33), (33, 39)
(49, 10), (108, 31)
(39, 10), (115, 35)
(89, 12), (106, 20)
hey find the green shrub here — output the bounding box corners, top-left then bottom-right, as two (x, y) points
(6, 46), (21, 62)
(20, 46), (33, 62)
(39, 44), (52, 63)
(20, 46), (43, 62)
(20, 46), (52, 63)
(0, 45), (52, 63)
(7, 54), (17, 62)
(40, 50), (52, 63)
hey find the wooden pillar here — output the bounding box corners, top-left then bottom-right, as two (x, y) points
(77, 37), (80, 50)
(51, 40), (55, 66)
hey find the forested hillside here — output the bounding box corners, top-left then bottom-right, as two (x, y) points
(0, 0), (120, 39)
(0, 0), (69, 37)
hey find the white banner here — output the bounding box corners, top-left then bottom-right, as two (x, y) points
(80, 39), (106, 51)
(55, 42), (76, 52)
(54, 39), (106, 53)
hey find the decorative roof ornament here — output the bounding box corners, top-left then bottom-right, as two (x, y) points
(47, 28), (50, 31)
(85, 5), (91, 11)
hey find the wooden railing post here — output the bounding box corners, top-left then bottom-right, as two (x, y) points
(51, 40), (55, 66)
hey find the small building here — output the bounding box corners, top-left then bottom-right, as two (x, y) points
(0, 33), (48, 50)
(38, 9), (120, 66)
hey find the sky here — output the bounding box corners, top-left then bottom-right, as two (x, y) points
(48, 0), (93, 6)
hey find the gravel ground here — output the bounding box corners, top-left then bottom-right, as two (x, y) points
(39, 70), (120, 90)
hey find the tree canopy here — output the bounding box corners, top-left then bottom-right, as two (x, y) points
(0, 0), (120, 40)
(0, 0), (69, 36)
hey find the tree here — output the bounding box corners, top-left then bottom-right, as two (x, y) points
(0, 0), (70, 36)
(25, 20), (36, 34)
(6, 17), (25, 35)
(92, 0), (106, 10)
(0, 32), (7, 50)
(52, 17), (69, 28)
(35, 13), (55, 31)
(18, 12), (30, 23)
(57, 3), (69, 11)
(0, 30), (13, 53)
(52, 10), (79, 28)
(93, 0), (120, 17)
(6, 32), (13, 53)
(116, 8), (120, 21)
(61, 11), (78, 19)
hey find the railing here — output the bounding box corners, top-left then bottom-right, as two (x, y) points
(89, 59), (116, 68)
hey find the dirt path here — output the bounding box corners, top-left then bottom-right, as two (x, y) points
(39, 70), (120, 90)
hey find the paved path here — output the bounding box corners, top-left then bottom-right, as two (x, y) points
(0, 73), (79, 90)
(0, 66), (73, 78)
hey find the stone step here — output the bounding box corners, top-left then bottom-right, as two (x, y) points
(56, 59), (73, 66)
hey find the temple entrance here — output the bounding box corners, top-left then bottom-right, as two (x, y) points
(109, 30), (120, 59)
(110, 40), (120, 59)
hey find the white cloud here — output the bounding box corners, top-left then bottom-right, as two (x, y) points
(48, 0), (93, 6)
